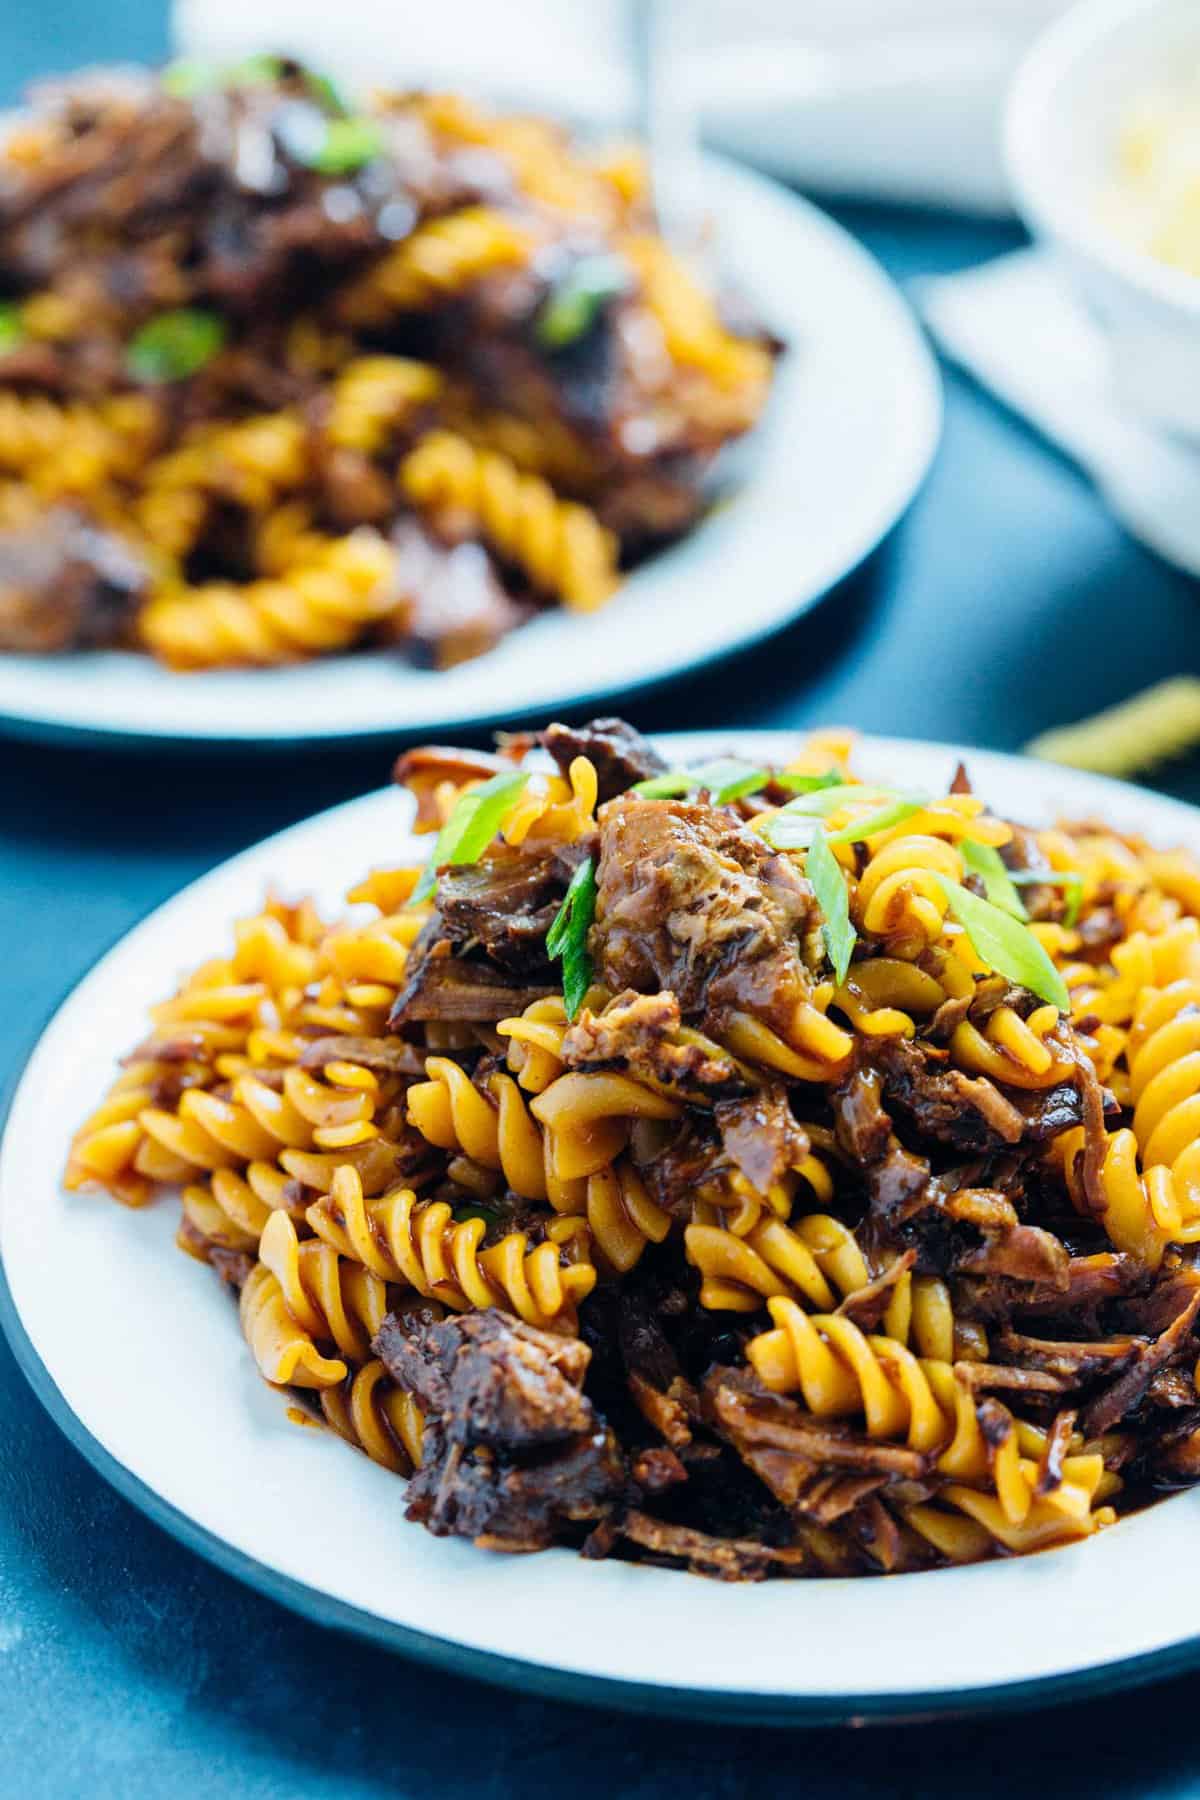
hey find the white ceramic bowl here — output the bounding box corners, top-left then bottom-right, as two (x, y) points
(1006, 0), (1200, 440)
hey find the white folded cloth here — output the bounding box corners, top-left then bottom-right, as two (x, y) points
(172, 0), (1072, 214)
(920, 250), (1200, 578)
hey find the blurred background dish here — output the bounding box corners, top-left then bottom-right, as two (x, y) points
(0, 133), (939, 744)
(1006, 0), (1200, 443)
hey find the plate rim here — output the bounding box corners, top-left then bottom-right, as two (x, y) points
(0, 156), (942, 750)
(8, 729), (1200, 1724)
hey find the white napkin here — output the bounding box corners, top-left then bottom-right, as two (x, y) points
(920, 250), (1200, 578)
(172, 0), (1070, 214)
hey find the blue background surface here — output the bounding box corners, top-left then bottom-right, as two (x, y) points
(4, 7), (1200, 1796)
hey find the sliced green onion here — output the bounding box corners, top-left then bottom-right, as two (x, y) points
(411, 769), (530, 903)
(774, 783), (897, 820)
(546, 854), (596, 1021)
(1007, 868), (1085, 929)
(825, 794), (927, 846)
(632, 757), (769, 803)
(960, 839), (1028, 921)
(932, 876), (1070, 1011)
(160, 58), (223, 97)
(0, 302), (25, 356)
(774, 771), (844, 794)
(806, 824), (856, 986)
(535, 254), (630, 350)
(451, 1202), (500, 1227)
(225, 53), (285, 88)
(160, 54), (282, 97)
(303, 115), (383, 175)
(126, 309), (226, 383)
(304, 69), (348, 116)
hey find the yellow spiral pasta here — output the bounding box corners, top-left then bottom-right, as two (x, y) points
(337, 208), (535, 325)
(305, 1165), (596, 1329)
(622, 234), (773, 395)
(139, 528), (401, 667)
(685, 1210), (872, 1314)
(400, 431), (619, 611)
(325, 356), (442, 455)
(319, 1358), (425, 1474)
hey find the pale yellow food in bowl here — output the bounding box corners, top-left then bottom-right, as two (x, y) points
(1103, 79), (1200, 274)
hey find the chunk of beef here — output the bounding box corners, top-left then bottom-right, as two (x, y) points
(872, 1037), (1070, 1154)
(713, 1086), (809, 1195)
(591, 796), (817, 1036)
(707, 1368), (933, 1482)
(374, 1308), (624, 1549)
(298, 1034), (427, 1076)
(388, 916), (556, 1029)
(1080, 1290), (1200, 1437)
(385, 520), (530, 670)
(0, 508), (146, 651)
(540, 717), (667, 801)
(953, 1224), (1071, 1290)
(614, 1511), (811, 1581)
(436, 846), (570, 975)
(561, 989), (746, 1099)
(830, 1065), (932, 1227)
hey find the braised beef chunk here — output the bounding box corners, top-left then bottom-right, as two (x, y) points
(540, 718), (667, 801)
(872, 1037), (1078, 1153)
(0, 509), (147, 650)
(436, 846), (570, 973)
(714, 1086), (808, 1195)
(384, 521), (530, 671)
(388, 856), (565, 1029)
(389, 930), (557, 1025)
(561, 988), (746, 1098)
(374, 1309), (624, 1548)
(591, 796), (816, 1034)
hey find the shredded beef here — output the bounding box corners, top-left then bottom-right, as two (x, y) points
(384, 520), (529, 670)
(591, 796), (817, 1036)
(561, 989), (746, 1098)
(388, 917), (557, 1028)
(713, 1086), (808, 1194)
(1080, 1291), (1200, 1436)
(374, 1309), (624, 1548)
(435, 846), (570, 975)
(0, 508), (147, 651)
(540, 717), (667, 801)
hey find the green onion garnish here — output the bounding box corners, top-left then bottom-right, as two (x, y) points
(633, 757), (770, 804)
(126, 309), (226, 383)
(304, 69), (349, 117)
(535, 254), (630, 351)
(303, 115), (383, 175)
(411, 769), (530, 904)
(932, 876), (1070, 1011)
(806, 824), (856, 986)
(1006, 868), (1085, 928)
(0, 302), (25, 356)
(161, 54), (283, 97)
(774, 771), (844, 794)
(825, 794), (928, 846)
(959, 840), (1028, 921)
(546, 854), (596, 1022)
(451, 1202), (500, 1227)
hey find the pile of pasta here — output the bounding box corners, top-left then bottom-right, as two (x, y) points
(0, 60), (777, 667)
(64, 719), (1200, 1578)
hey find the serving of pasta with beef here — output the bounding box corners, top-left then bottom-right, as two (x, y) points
(0, 60), (778, 667)
(64, 718), (1200, 1579)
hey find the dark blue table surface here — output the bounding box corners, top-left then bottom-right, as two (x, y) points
(6, 9), (1200, 1798)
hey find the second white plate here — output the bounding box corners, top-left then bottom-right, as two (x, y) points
(0, 160), (940, 747)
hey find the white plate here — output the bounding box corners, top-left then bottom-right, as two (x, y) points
(0, 161), (940, 749)
(10, 732), (1198, 1724)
